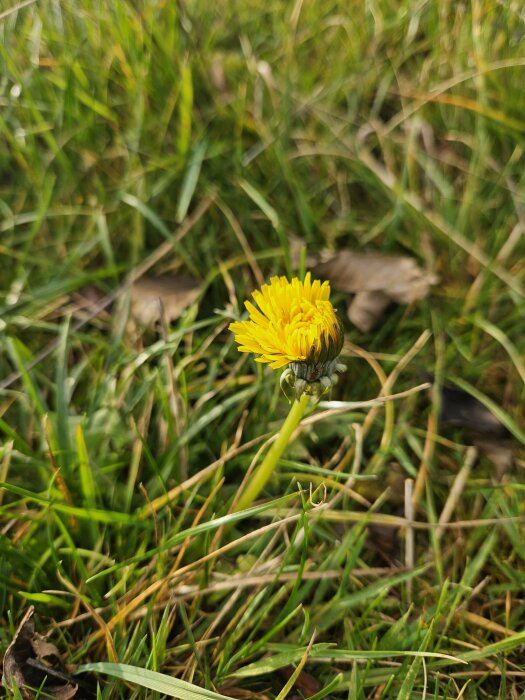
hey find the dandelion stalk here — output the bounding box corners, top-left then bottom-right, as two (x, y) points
(234, 393), (310, 512)
(229, 273), (346, 511)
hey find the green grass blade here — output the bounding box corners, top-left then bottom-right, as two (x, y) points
(76, 663), (232, 699)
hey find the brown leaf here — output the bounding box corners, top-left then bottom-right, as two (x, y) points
(435, 383), (514, 477)
(346, 290), (390, 334)
(475, 439), (514, 479)
(368, 522), (401, 562)
(130, 274), (200, 328)
(313, 251), (437, 332)
(3, 607), (39, 698)
(277, 667), (323, 696)
(437, 384), (510, 438)
(2, 607), (95, 699)
(30, 636), (60, 661)
(70, 285), (108, 315)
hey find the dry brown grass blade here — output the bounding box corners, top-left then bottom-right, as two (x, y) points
(217, 198), (265, 288)
(455, 610), (516, 639)
(137, 431), (271, 518)
(57, 571), (118, 662)
(87, 512), (303, 644)
(436, 447), (478, 541)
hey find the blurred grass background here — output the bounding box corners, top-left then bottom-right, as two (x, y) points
(1, 0), (525, 698)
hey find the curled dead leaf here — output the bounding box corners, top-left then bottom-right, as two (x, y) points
(434, 382), (514, 478)
(437, 384), (510, 438)
(312, 250), (437, 332)
(2, 607), (96, 699)
(129, 273), (200, 328)
(347, 290), (390, 334)
(475, 439), (514, 479)
(277, 667), (324, 697)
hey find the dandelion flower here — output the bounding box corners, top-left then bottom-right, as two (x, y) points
(229, 273), (345, 398)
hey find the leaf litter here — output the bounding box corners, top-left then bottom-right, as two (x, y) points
(311, 250), (438, 332)
(432, 380), (515, 477)
(298, 244), (516, 473)
(65, 273), (200, 334)
(129, 273), (200, 328)
(2, 607), (96, 699)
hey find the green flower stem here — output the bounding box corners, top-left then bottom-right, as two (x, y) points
(234, 393), (310, 512)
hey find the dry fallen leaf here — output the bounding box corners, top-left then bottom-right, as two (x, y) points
(346, 290), (391, 334)
(2, 608), (97, 699)
(437, 384), (510, 438)
(70, 285), (108, 318)
(368, 520), (401, 562)
(475, 439), (514, 479)
(312, 250), (437, 332)
(435, 382), (514, 478)
(129, 273), (200, 328)
(2, 607), (81, 699)
(277, 667), (325, 697)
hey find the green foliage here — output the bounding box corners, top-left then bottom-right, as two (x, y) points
(1, 0), (524, 698)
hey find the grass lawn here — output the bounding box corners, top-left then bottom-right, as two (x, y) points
(1, 1), (525, 698)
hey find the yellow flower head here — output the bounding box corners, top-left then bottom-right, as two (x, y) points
(229, 273), (345, 398)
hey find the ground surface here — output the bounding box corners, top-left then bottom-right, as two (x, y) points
(1, 1), (525, 698)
